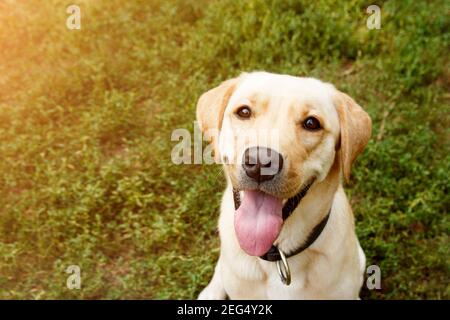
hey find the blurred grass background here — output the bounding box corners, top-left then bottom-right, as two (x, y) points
(0, 0), (448, 299)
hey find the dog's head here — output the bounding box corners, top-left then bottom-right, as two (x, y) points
(197, 72), (372, 193)
(196, 72), (371, 256)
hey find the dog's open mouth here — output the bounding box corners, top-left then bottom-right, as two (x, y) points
(234, 190), (283, 256)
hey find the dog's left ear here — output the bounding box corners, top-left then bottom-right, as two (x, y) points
(334, 91), (372, 182)
(196, 77), (238, 136)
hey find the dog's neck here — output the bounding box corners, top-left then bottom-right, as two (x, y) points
(275, 159), (341, 254)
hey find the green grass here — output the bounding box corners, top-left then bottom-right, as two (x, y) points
(0, 0), (448, 299)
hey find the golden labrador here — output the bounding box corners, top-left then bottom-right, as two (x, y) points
(196, 72), (371, 299)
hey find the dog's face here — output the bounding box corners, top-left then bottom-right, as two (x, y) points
(219, 73), (341, 199)
(197, 72), (372, 199)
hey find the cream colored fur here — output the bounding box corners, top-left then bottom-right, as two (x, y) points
(197, 72), (371, 300)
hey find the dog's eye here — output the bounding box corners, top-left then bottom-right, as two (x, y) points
(236, 106), (252, 119)
(302, 117), (321, 131)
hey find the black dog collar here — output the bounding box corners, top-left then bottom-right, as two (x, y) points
(232, 179), (331, 262)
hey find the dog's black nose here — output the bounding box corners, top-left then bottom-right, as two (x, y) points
(242, 147), (284, 183)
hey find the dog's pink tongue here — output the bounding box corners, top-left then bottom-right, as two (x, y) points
(234, 190), (283, 256)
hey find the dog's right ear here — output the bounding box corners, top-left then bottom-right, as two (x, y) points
(196, 78), (238, 138)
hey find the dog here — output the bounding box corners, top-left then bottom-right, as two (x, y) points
(196, 72), (372, 299)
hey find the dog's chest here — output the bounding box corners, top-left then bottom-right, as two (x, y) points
(221, 255), (323, 299)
